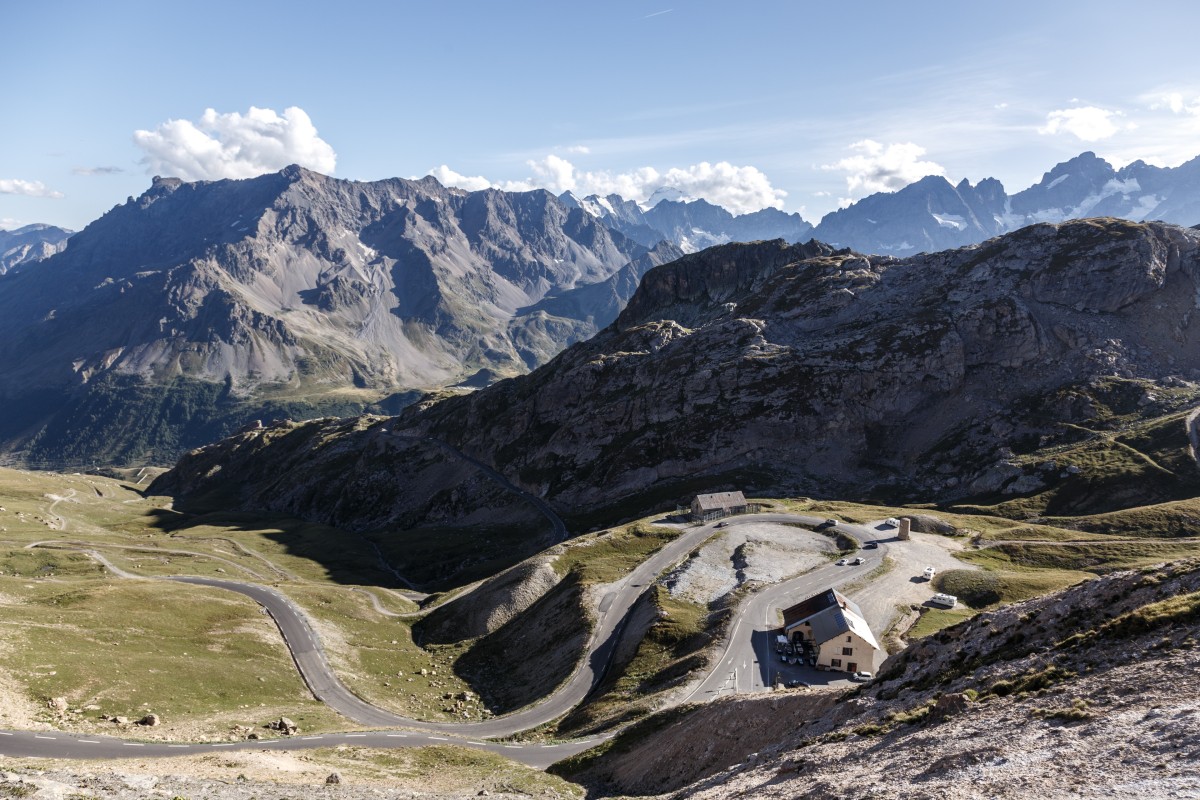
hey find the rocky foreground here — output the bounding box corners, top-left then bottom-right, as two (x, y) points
(556, 560), (1200, 798)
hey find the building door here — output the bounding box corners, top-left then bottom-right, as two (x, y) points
(847, 662), (857, 673)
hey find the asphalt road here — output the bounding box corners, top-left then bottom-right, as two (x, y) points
(0, 511), (891, 766)
(682, 514), (892, 702)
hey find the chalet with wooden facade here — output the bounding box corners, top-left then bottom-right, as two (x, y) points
(690, 491), (760, 522)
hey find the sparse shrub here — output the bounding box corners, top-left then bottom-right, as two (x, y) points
(963, 688), (979, 701)
(1032, 698), (1094, 722)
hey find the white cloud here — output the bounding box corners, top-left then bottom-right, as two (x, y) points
(1148, 91), (1200, 116)
(73, 166), (124, 176)
(427, 165), (495, 192)
(0, 217), (22, 230)
(1038, 106), (1122, 142)
(0, 179), (63, 198)
(133, 106), (337, 181)
(564, 145), (590, 154)
(820, 140), (945, 196)
(428, 157), (786, 215)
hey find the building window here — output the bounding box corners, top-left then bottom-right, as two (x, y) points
(842, 647), (853, 656)
(830, 658), (842, 668)
(846, 636), (852, 642)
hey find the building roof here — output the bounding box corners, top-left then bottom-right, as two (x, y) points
(783, 588), (880, 651)
(693, 491), (748, 511)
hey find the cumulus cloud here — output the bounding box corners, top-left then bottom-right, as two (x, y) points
(1038, 106), (1123, 142)
(821, 140), (945, 196)
(133, 106), (337, 181)
(73, 166), (124, 176)
(429, 157), (787, 215)
(0, 179), (63, 198)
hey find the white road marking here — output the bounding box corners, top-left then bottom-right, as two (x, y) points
(122, 743), (145, 747)
(541, 744), (559, 748)
(385, 733), (407, 738)
(302, 736), (324, 740)
(168, 744), (188, 748)
(504, 744), (522, 748)
(468, 741), (488, 746)
(34, 735), (55, 739)
(211, 743), (235, 747)
(79, 740), (100, 744)
(345, 734), (366, 737)
(428, 736), (448, 740)
(0, 733), (10, 736)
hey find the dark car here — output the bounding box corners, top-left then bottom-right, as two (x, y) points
(785, 679), (810, 689)
(864, 541), (878, 549)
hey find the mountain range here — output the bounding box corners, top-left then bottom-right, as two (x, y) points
(0, 167), (679, 465)
(562, 151), (1200, 256)
(0, 223), (72, 274)
(154, 218), (1200, 559)
(8, 150), (1200, 468)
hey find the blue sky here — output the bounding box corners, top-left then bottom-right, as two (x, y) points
(5, 1), (1200, 230)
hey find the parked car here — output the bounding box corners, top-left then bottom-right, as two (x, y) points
(885, 517), (900, 527)
(922, 566), (936, 580)
(824, 519), (838, 527)
(852, 556), (865, 565)
(836, 558), (848, 566)
(715, 521), (727, 528)
(864, 541), (878, 549)
(785, 679), (811, 689)
(851, 671), (873, 681)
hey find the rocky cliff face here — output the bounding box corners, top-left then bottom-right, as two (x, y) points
(0, 168), (677, 465)
(156, 218), (1200, 529)
(0, 223), (72, 274)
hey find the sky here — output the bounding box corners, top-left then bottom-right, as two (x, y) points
(5, 0), (1200, 231)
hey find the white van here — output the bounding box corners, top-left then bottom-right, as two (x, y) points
(930, 593), (958, 608)
(922, 566), (936, 581)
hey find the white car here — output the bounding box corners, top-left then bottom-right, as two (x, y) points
(885, 517), (900, 527)
(922, 566), (936, 581)
(851, 671), (873, 681)
(836, 558), (848, 566)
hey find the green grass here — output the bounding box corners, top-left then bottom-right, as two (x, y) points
(280, 583), (483, 721)
(561, 587), (711, 733)
(0, 574), (346, 735)
(553, 523), (682, 584)
(906, 606), (976, 638)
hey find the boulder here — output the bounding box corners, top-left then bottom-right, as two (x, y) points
(930, 692), (971, 723)
(268, 716), (299, 735)
(46, 697), (68, 713)
(325, 772), (341, 785)
(113, 716), (130, 725)
(902, 515), (958, 535)
(137, 713), (160, 727)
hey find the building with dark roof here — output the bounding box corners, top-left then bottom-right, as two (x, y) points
(782, 588), (880, 674)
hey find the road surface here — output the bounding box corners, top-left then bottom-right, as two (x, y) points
(0, 511), (901, 766)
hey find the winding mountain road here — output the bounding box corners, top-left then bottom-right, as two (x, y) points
(0, 511), (894, 767)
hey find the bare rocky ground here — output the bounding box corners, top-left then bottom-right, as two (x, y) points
(666, 523), (835, 604)
(0, 747), (580, 799)
(559, 559), (1200, 798)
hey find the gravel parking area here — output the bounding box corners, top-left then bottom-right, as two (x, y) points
(666, 522), (836, 604)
